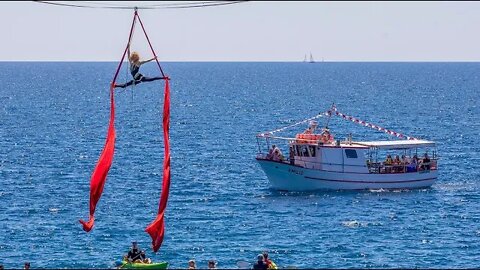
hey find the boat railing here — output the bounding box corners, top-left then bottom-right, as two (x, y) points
(258, 153), (438, 174)
(367, 159), (438, 174)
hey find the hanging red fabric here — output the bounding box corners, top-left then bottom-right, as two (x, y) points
(79, 10), (172, 253)
(79, 11), (137, 232)
(145, 79), (171, 252)
(135, 12), (172, 252)
(79, 85), (116, 232)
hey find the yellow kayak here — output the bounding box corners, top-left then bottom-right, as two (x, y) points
(119, 260), (168, 269)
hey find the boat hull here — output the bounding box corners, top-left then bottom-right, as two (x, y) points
(257, 159), (437, 191)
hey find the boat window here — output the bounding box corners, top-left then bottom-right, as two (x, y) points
(302, 146), (309, 157)
(295, 145), (302, 156)
(345, 149), (358, 158)
(308, 146), (316, 157)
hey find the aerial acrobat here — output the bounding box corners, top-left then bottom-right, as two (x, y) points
(78, 8), (171, 254)
(35, 0), (248, 257)
(114, 48), (164, 89)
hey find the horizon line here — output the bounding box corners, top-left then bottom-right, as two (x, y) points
(1, 60), (480, 63)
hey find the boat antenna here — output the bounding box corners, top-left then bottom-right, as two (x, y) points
(324, 103), (335, 129)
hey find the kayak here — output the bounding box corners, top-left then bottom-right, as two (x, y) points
(119, 260), (168, 269)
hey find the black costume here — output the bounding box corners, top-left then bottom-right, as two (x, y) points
(115, 63), (162, 88)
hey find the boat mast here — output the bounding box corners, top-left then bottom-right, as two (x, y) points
(324, 103), (335, 129)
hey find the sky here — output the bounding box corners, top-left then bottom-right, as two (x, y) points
(1, 1), (480, 61)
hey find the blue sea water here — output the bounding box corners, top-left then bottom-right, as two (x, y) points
(0, 62), (479, 269)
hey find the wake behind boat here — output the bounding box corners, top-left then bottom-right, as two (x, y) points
(255, 105), (438, 191)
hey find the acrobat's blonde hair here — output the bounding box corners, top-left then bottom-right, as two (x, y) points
(130, 51), (140, 62)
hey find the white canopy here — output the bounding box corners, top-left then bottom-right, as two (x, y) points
(352, 140), (436, 149)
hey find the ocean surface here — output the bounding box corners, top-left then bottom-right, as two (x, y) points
(0, 62), (479, 269)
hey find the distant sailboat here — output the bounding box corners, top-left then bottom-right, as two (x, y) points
(303, 54), (307, 62)
(309, 52), (315, 63)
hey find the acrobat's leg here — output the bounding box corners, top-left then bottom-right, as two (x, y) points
(140, 76), (163, 83)
(115, 80), (135, 88)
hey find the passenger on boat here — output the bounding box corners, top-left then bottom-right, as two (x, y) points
(384, 154), (393, 173)
(253, 254), (268, 270)
(126, 241), (146, 263)
(412, 155), (419, 165)
(393, 155), (402, 172)
(266, 145), (276, 160)
(405, 155), (418, 172)
(401, 155), (410, 164)
(303, 120), (318, 134)
(114, 51), (163, 89)
(421, 153), (431, 170)
(384, 154), (393, 165)
(188, 259), (196, 269)
(393, 155), (401, 165)
(303, 126), (313, 134)
(272, 148), (284, 162)
(208, 260), (217, 269)
(263, 252), (278, 270)
(289, 146), (295, 165)
(320, 128), (333, 143)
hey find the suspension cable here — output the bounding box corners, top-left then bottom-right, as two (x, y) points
(34, 1), (248, 10)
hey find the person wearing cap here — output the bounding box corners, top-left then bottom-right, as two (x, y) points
(262, 252), (277, 270)
(126, 241), (146, 263)
(253, 254), (267, 270)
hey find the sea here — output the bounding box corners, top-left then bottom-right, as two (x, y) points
(0, 62), (479, 268)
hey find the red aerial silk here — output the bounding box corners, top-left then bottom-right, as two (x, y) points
(79, 10), (172, 253)
(79, 85), (116, 232)
(145, 79), (171, 252)
(79, 11), (136, 232)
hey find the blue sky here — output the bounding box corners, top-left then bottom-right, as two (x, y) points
(1, 1), (480, 61)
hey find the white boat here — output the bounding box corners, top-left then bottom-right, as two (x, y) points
(255, 106), (438, 191)
(309, 52), (315, 63)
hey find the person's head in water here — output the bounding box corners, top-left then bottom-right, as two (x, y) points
(130, 52), (140, 63)
(24, 262), (30, 270)
(208, 260), (216, 269)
